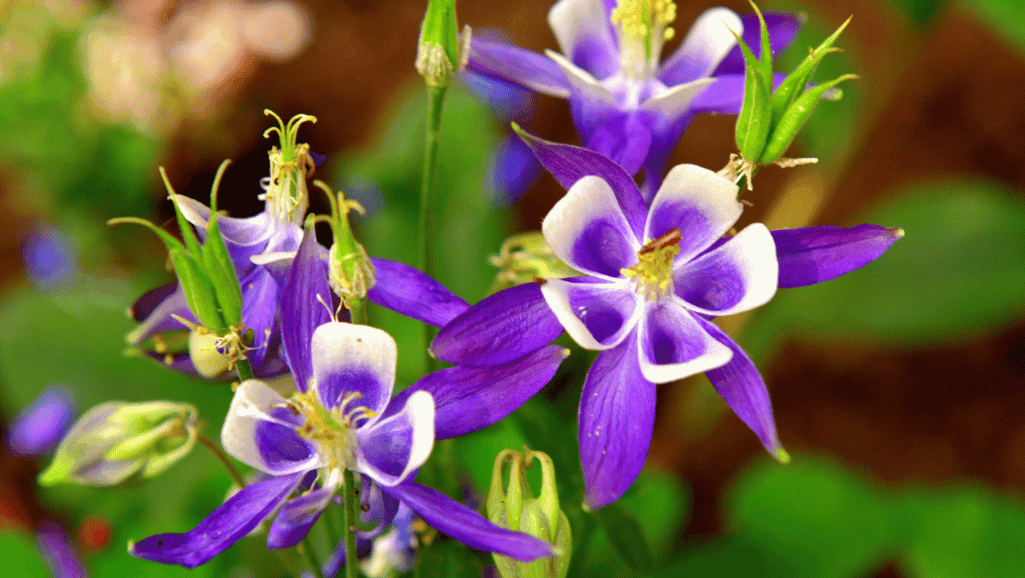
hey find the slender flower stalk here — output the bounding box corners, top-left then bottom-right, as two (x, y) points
(342, 468), (360, 578)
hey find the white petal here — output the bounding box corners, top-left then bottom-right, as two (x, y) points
(646, 164), (741, 262)
(545, 49), (618, 106)
(640, 77), (715, 118)
(540, 278), (642, 350)
(660, 7), (742, 80)
(221, 380), (320, 475)
(547, 0), (616, 64)
(356, 391), (435, 487)
(675, 223), (778, 316)
(636, 299), (733, 383)
(311, 323), (397, 420)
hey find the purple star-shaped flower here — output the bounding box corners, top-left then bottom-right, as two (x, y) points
(431, 134), (903, 509)
(467, 0), (800, 197)
(130, 228), (565, 568)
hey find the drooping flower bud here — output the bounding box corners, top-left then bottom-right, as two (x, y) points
(39, 401), (198, 487)
(416, 0), (471, 87)
(489, 232), (576, 294)
(487, 449), (571, 578)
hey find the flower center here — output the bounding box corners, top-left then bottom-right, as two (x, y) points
(610, 0), (676, 79)
(289, 388), (376, 472)
(620, 228), (681, 301)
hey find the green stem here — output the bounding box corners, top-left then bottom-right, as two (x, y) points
(235, 358), (255, 382)
(298, 537), (326, 578)
(348, 296), (367, 326)
(196, 434), (245, 489)
(342, 469), (360, 578)
(418, 85), (447, 372)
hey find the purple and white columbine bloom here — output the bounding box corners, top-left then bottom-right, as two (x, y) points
(467, 0), (800, 197)
(431, 135), (902, 509)
(130, 228), (564, 568)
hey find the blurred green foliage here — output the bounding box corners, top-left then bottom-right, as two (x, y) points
(963, 0), (1025, 54)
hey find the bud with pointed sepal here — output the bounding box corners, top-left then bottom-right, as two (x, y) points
(416, 0), (471, 87)
(39, 401), (198, 487)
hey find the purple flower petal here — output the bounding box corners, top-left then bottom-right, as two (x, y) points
(695, 317), (787, 460)
(773, 225), (904, 289)
(674, 223), (778, 316)
(487, 133), (543, 207)
(517, 128), (647, 239)
(689, 72), (789, 114)
(540, 277), (640, 350)
(542, 175), (640, 278)
(36, 522), (87, 578)
(386, 482), (554, 561)
(311, 323), (396, 417)
(579, 336), (655, 510)
(8, 386), (74, 457)
(467, 39), (572, 99)
(240, 267), (278, 368)
(367, 259), (470, 328)
(713, 12), (804, 76)
(281, 226), (332, 392)
(268, 484), (335, 549)
(387, 345), (569, 439)
(547, 0), (618, 79)
(221, 380), (320, 476)
(359, 475), (401, 532)
(645, 164), (742, 262)
(430, 283), (564, 367)
(356, 391), (434, 487)
(126, 284), (194, 345)
(129, 471), (305, 568)
(659, 7), (742, 86)
(585, 113), (654, 176)
(636, 298), (732, 383)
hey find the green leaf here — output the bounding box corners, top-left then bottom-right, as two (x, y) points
(747, 180), (1025, 346)
(0, 531), (50, 578)
(963, 0), (1025, 55)
(593, 502), (656, 574)
(888, 0), (947, 25)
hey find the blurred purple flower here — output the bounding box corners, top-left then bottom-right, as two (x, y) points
(36, 522), (88, 578)
(8, 386), (75, 457)
(487, 134), (543, 207)
(21, 227), (77, 289)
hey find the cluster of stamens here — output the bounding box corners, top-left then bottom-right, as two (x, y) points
(611, 0), (676, 40)
(260, 110), (317, 225)
(620, 228), (681, 301)
(289, 388), (377, 472)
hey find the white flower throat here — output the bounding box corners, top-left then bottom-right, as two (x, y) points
(610, 0), (677, 79)
(621, 228), (681, 301)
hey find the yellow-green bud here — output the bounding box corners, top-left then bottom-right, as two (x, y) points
(39, 401), (198, 487)
(487, 449), (571, 578)
(416, 0), (471, 87)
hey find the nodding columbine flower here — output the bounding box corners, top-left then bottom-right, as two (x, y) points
(431, 133), (902, 509)
(465, 0), (802, 198)
(129, 227), (568, 569)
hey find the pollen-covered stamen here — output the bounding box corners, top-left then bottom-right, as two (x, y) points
(289, 387), (377, 472)
(610, 0), (677, 78)
(621, 228), (681, 300)
(260, 110), (317, 226)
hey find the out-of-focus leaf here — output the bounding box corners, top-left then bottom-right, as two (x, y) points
(727, 458), (893, 578)
(0, 531), (50, 577)
(896, 487), (1025, 578)
(889, 0), (948, 24)
(746, 180), (1025, 348)
(592, 502), (655, 575)
(417, 539), (485, 578)
(964, 0), (1025, 55)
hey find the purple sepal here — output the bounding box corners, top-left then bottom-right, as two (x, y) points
(267, 485), (334, 549)
(36, 522), (87, 578)
(385, 482), (554, 562)
(127, 284), (195, 345)
(712, 12), (804, 76)
(240, 267), (278, 368)
(281, 227), (332, 392)
(579, 336), (655, 510)
(467, 39), (572, 99)
(8, 386), (74, 457)
(517, 128), (647, 239)
(323, 537), (372, 578)
(129, 472), (305, 568)
(697, 317), (785, 459)
(367, 259), (470, 328)
(689, 72), (789, 115)
(773, 225), (904, 289)
(487, 134), (543, 207)
(388, 345), (569, 439)
(585, 112), (654, 176)
(431, 283), (563, 367)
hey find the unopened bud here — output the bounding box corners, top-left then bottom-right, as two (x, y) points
(39, 401), (198, 487)
(487, 449), (571, 578)
(416, 0), (470, 87)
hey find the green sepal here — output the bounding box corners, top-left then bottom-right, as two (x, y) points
(758, 73), (858, 164)
(733, 29), (773, 161)
(160, 167), (204, 258)
(201, 161), (244, 329)
(106, 216), (186, 256)
(420, 0), (460, 71)
(769, 16), (852, 127)
(170, 249), (225, 332)
(751, 1), (773, 85)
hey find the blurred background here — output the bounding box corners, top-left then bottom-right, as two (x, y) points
(1, 0), (1024, 576)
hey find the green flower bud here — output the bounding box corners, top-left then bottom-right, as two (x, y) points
(416, 0), (470, 87)
(487, 449), (571, 578)
(39, 401), (198, 487)
(489, 232), (577, 294)
(306, 182), (375, 311)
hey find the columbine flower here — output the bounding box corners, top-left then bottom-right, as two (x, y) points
(432, 133), (902, 509)
(130, 227), (566, 568)
(7, 385), (75, 457)
(466, 0), (800, 197)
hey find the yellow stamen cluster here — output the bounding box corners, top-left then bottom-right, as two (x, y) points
(621, 229), (681, 301)
(289, 389), (377, 471)
(610, 0), (677, 42)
